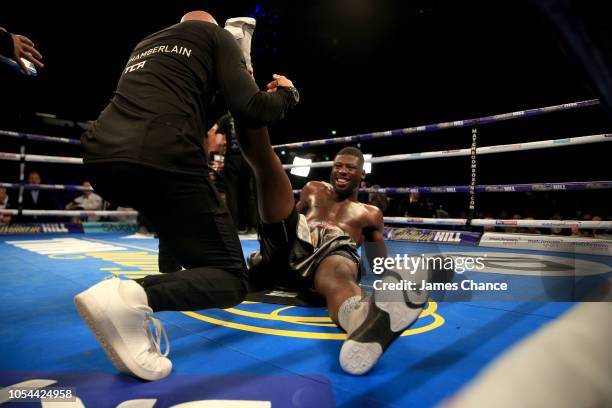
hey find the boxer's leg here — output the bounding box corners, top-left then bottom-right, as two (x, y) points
(236, 126), (294, 224)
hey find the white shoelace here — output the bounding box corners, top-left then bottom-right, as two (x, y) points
(110, 276), (170, 359)
(144, 312), (170, 357)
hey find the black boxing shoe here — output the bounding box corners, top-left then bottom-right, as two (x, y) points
(339, 265), (431, 375)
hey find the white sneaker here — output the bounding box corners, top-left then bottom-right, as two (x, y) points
(339, 265), (431, 375)
(224, 17), (257, 72)
(74, 277), (172, 381)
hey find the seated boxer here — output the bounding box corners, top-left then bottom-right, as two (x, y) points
(220, 14), (426, 375)
(236, 122), (427, 375)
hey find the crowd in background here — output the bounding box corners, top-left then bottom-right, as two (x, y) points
(0, 171), (118, 224)
(356, 181), (610, 237)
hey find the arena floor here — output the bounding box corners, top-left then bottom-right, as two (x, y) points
(1, 233), (610, 407)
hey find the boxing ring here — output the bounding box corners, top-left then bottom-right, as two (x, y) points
(1, 99), (611, 407)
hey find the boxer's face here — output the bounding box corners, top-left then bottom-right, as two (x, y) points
(330, 154), (363, 195)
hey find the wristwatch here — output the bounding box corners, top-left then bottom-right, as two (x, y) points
(279, 85), (300, 108)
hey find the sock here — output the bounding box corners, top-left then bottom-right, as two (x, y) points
(338, 295), (369, 334)
(119, 279), (149, 308)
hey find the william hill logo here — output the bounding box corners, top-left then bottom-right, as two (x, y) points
(433, 231), (462, 242)
(42, 223), (69, 233)
(390, 229), (463, 243)
(0, 223), (69, 234)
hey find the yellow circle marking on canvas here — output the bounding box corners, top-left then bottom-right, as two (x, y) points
(79, 238), (445, 338)
(183, 301), (444, 340)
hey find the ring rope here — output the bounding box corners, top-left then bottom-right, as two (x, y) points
(0, 129), (81, 145)
(272, 99), (600, 150)
(0, 209), (137, 217)
(282, 133), (611, 169)
(0, 152), (84, 164)
(0, 182), (94, 191)
(384, 217), (612, 230)
(1, 180), (608, 195)
(292, 181), (612, 195)
(1, 133), (609, 168)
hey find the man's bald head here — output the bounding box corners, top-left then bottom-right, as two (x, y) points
(180, 10), (218, 25)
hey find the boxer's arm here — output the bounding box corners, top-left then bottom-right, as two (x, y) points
(296, 181), (320, 214)
(362, 207), (388, 267)
(296, 182), (313, 214)
(363, 208), (385, 242)
(213, 28), (294, 128)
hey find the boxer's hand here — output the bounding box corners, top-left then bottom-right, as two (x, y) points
(12, 34), (43, 74)
(266, 74), (294, 92)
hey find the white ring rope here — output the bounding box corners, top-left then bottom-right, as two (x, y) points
(0, 152), (83, 164)
(282, 133), (612, 169)
(384, 217), (611, 230)
(1, 133), (609, 167)
(1, 181), (608, 195)
(292, 181), (612, 195)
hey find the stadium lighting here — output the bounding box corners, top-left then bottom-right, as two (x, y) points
(290, 156), (312, 177)
(364, 154), (372, 174)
